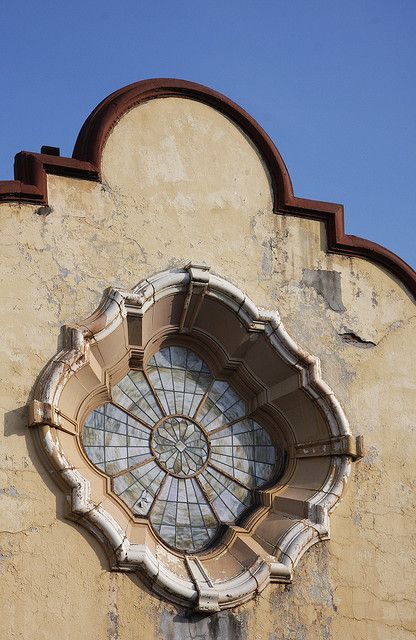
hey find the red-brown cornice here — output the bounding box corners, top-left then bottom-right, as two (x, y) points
(0, 78), (414, 298)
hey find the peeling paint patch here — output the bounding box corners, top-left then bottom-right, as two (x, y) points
(302, 269), (346, 312)
(0, 485), (19, 497)
(261, 239), (273, 278)
(107, 574), (119, 640)
(363, 445), (380, 466)
(0, 552), (12, 575)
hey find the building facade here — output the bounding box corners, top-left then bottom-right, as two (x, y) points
(0, 79), (415, 639)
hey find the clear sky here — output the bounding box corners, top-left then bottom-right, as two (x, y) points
(1, 1), (415, 267)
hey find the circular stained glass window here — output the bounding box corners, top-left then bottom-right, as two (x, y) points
(151, 417), (209, 477)
(82, 346), (280, 552)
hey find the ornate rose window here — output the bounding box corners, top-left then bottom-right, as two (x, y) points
(29, 264), (362, 611)
(83, 345), (283, 553)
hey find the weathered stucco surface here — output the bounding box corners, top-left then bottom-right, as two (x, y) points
(0, 97), (415, 639)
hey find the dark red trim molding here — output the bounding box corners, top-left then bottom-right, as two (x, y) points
(0, 78), (414, 298)
(0, 152), (98, 204)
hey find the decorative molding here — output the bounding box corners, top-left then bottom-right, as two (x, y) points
(28, 265), (362, 611)
(0, 78), (414, 298)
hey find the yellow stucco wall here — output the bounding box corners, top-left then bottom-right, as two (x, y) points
(0, 97), (414, 639)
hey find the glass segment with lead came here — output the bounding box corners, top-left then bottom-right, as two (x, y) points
(81, 345), (279, 552)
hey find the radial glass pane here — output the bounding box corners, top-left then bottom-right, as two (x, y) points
(210, 418), (276, 488)
(112, 460), (165, 516)
(147, 346), (213, 416)
(112, 370), (163, 425)
(150, 476), (218, 551)
(197, 380), (246, 432)
(198, 467), (252, 522)
(83, 403), (152, 475)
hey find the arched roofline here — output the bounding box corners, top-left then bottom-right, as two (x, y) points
(0, 77), (414, 298)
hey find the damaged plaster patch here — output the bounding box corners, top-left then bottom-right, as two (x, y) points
(302, 269), (346, 312)
(34, 206), (52, 216)
(339, 332), (376, 348)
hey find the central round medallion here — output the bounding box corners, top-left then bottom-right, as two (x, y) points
(152, 416), (209, 478)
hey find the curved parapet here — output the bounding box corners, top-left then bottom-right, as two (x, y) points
(0, 78), (414, 298)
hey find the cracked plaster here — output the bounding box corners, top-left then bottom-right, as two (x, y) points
(0, 96), (415, 639)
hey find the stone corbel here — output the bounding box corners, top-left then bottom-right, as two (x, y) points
(179, 262), (210, 332)
(28, 399), (61, 429)
(186, 556), (220, 612)
(293, 434), (364, 460)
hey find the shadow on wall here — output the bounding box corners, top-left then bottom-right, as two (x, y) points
(3, 404), (112, 570)
(159, 608), (248, 640)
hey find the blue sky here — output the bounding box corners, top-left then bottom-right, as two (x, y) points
(1, 1), (415, 267)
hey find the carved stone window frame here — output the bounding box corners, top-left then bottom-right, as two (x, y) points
(29, 264), (362, 611)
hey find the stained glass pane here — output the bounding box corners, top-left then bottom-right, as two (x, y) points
(112, 460), (165, 516)
(83, 403), (152, 475)
(112, 370), (163, 425)
(198, 467), (252, 522)
(152, 416), (209, 477)
(150, 476), (218, 551)
(210, 418), (276, 488)
(147, 346), (212, 416)
(197, 380), (246, 432)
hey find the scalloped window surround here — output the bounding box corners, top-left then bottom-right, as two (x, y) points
(29, 264), (362, 611)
